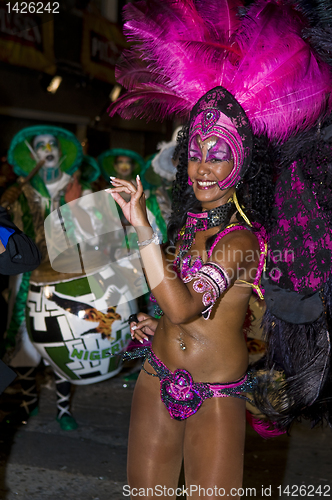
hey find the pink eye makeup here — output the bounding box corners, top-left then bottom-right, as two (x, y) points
(205, 137), (232, 162)
(188, 134), (202, 161)
(188, 134), (232, 163)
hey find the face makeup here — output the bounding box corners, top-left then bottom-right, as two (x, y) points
(188, 134), (232, 164)
(187, 135), (235, 209)
(33, 134), (61, 184)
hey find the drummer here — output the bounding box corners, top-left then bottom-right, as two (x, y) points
(1, 126), (87, 430)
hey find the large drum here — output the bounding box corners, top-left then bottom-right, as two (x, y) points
(26, 258), (138, 385)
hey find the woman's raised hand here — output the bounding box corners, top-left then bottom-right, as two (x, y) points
(106, 175), (149, 228)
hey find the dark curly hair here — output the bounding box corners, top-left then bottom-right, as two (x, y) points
(167, 123), (275, 249)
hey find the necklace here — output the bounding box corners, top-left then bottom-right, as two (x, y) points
(175, 200), (234, 269)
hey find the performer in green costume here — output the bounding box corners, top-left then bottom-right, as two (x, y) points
(2, 126), (95, 430)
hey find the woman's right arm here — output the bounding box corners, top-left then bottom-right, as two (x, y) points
(107, 178), (258, 324)
(130, 312), (159, 342)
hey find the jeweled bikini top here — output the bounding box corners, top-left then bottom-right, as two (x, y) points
(174, 222), (267, 300)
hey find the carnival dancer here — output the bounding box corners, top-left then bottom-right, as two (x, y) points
(1, 126), (89, 429)
(105, 0), (332, 496)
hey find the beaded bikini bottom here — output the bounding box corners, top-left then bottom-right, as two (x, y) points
(123, 346), (256, 421)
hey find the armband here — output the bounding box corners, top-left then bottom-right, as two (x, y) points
(183, 262), (230, 319)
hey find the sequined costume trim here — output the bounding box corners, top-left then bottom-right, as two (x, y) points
(123, 346), (256, 421)
(182, 262), (230, 319)
(150, 223), (267, 316)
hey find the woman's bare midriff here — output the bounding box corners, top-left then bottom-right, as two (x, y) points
(151, 283), (251, 385)
(151, 222), (258, 385)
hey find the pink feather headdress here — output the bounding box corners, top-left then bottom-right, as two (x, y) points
(109, 0), (332, 143)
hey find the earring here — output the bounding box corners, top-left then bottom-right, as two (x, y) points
(188, 176), (193, 186)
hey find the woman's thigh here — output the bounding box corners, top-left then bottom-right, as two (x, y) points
(183, 396), (246, 500)
(127, 365), (185, 498)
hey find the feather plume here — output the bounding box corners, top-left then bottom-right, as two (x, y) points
(251, 299), (332, 430)
(292, 0), (332, 65)
(115, 51), (162, 91)
(195, 0), (243, 42)
(109, 0), (243, 119)
(230, 1), (332, 140)
(245, 410), (286, 438)
(110, 86), (191, 122)
(109, 0), (332, 142)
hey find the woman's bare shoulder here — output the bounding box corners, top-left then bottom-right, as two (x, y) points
(213, 227), (259, 252)
(209, 227), (260, 268)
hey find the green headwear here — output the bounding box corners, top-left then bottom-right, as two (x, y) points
(8, 125), (83, 196)
(97, 148), (145, 181)
(8, 125), (83, 177)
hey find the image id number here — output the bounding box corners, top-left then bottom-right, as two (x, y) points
(278, 485), (331, 497)
(6, 2), (60, 14)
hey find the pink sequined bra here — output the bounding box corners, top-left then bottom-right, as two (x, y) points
(150, 223), (267, 319)
(173, 223), (267, 317)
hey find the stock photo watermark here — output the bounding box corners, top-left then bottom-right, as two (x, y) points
(122, 484), (331, 497)
(44, 192), (295, 291)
